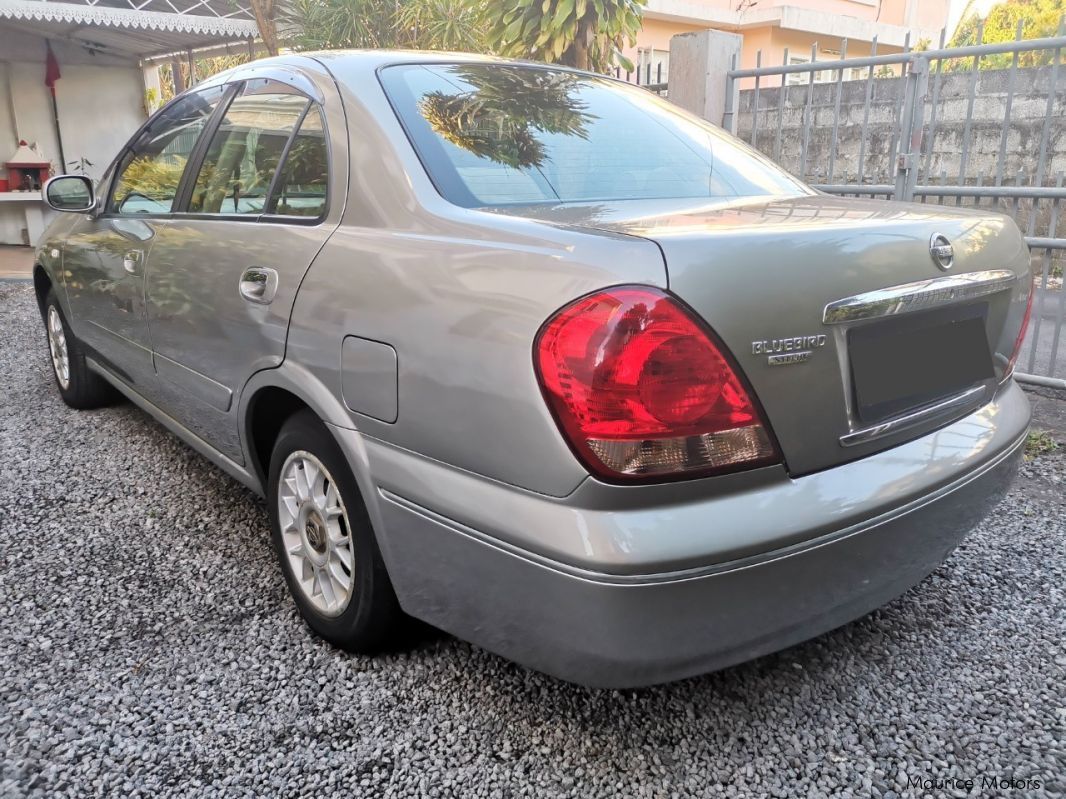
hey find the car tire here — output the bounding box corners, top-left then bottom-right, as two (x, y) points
(43, 290), (116, 410)
(267, 409), (403, 652)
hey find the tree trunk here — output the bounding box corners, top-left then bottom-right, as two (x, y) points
(170, 58), (186, 94)
(571, 19), (591, 71)
(250, 0), (280, 57)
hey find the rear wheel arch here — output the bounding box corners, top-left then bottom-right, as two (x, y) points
(241, 366), (361, 488)
(245, 386), (314, 489)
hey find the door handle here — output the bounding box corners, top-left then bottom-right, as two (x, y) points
(239, 267), (279, 305)
(123, 249), (142, 275)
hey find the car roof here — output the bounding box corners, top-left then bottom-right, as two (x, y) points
(202, 50), (599, 90)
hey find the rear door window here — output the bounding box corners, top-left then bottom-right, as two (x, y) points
(187, 80), (310, 216)
(266, 105), (329, 219)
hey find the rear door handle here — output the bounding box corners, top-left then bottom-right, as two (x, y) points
(239, 267), (278, 305)
(123, 249), (142, 275)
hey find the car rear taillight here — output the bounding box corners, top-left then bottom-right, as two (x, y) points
(1006, 279), (1035, 376)
(534, 287), (779, 481)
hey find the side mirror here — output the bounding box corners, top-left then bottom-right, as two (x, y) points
(44, 175), (96, 213)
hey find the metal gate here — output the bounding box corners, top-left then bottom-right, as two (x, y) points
(721, 24), (1066, 388)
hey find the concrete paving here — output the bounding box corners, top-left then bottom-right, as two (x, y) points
(0, 246), (32, 281)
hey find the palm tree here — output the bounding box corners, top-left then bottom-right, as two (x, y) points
(418, 67), (592, 169)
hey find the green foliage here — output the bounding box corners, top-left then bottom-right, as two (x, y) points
(396, 0), (485, 51)
(286, 0), (486, 51)
(159, 55), (249, 102)
(418, 67), (590, 168)
(949, 0), (1065, 69)
(1024, 429), (1060, 459)
(485, 0), (646, 72)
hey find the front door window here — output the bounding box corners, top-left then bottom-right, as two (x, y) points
(109, 86), (227, 215)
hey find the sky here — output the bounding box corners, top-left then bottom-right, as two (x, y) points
(946, 0), (1000, 34)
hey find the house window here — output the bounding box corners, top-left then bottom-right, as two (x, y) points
(786, 54), (836, 86)
(635, 48), (670, 85)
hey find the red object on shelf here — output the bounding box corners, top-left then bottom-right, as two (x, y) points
(6, 140), (50, 192)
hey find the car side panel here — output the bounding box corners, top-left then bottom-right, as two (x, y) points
(145, 218), (339, 462)
(143, 61), (349, 463)
(286, 218), (666, 498)
(278, 65), (669, 498)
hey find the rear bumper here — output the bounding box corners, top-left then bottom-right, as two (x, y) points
(349, 382), (1029, 688)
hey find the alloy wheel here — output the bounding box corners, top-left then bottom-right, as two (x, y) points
(47, 306), (70, 389)
(277, 450), (355, 616)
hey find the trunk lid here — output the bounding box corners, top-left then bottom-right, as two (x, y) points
(486, 195), (1032, 475)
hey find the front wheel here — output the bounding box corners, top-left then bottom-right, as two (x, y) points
(43, 290), (116, 409)
(267, 410), (403, 652)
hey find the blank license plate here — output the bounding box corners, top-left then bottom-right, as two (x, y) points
(849, 307), (994, 424)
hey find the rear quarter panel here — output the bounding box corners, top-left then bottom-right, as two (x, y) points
(287, 60), (667, 497)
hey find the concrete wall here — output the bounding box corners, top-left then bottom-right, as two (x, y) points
(0, 27), (147, 244)
(733, 65), (1066, 188)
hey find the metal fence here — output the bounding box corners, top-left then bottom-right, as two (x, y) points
(721, 24), (1066, 389)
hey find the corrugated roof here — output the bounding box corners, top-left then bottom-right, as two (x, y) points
(0, 0), (259, 57)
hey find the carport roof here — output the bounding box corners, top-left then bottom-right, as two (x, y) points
(0, 0), (260, 60)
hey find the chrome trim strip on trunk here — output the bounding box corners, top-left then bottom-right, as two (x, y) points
(839, 385), (986, 447)
(823, 269), (1016, 324)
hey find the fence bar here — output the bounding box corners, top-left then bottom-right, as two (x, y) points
(957, 23), (984, 204)
(1032, 20), (1063, 222)
(856, 36), (877, 186)
(1010, 169), (1025, 217)
(1025, 237), (1066, 249)
(1015, 373), (1066, 390)
(914, 185), (1066, 199)
(799, 43), (817, 179)
(816, 184), (1066, 200)
(922, 28), (947, 185)
(773, 48), (787, 164)
(828, 38), (847, 184)
(994, 21), (1025, 192)
(1043, 173), (1065, 375)
(814, 184), (895, 194)
(887, 32), (912, 181)
(1028, 171), (1062, 373)
(895, 56), (928, 202)
(722, 52), (738, 133)
(751, 50), (762, 148)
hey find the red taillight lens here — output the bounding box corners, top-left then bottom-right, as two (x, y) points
(1006, 278), (1035, 376)
(534, 287), (779, 480)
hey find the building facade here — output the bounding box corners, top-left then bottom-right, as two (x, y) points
(622, 0), (951, 86)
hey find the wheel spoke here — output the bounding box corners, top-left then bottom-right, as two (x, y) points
(328, 559), (351, 593)
(331, 535), (353, 566)
(279, 494), (300, 525)
(317, 567), (336, 607)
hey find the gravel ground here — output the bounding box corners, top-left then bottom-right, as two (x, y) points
(1, 281), (1064, 798)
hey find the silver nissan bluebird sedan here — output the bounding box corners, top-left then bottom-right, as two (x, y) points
(35, 52), (1033, 687)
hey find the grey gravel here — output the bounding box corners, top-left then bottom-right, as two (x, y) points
(1, 281), (1064, 798)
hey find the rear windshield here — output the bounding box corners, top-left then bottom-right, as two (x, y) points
(379, 63), (809, 208)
